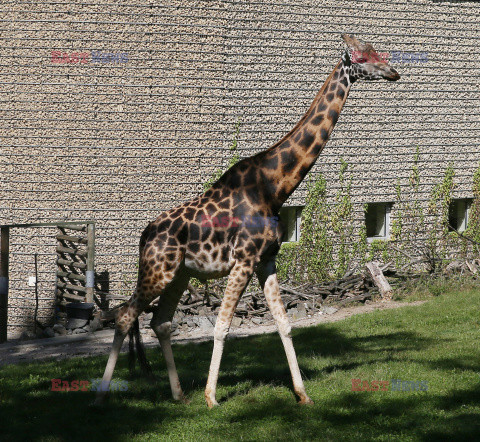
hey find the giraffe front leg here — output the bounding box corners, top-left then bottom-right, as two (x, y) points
(205, 263), (253, 408)
(256, 260), (313, 405)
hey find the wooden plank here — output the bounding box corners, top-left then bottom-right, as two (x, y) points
(337, 294), (371, 305)
(56, 245), (88, 257)
(57, 281), (87, 293)
(58, 224), (87, 232)
(0, 227), (9, 343)
(57, 271), (86, 282)
(57, 258), (87, 270)
(365, 262), (393, 299)
(56, 234), (88, 244)
(60, 291), (85, 301)
(466, 260), (478, 275)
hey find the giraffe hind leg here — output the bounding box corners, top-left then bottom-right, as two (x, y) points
(95, 255), (183, 405)
(94, 297), (146, 405)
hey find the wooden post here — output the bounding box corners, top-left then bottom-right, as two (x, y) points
(86, 223), (95, 304)
(365, 261), (393, 299)
(0, 227), (10, 343)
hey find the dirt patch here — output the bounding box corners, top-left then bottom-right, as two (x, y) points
(0, 299), (426, 366)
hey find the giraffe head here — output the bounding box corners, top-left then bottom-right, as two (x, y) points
(341, 34), (400, 82)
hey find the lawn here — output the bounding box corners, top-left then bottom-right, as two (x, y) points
(1, 287), (480, 441)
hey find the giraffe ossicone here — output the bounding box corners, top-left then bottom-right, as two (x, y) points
(96, 34), (400, 408)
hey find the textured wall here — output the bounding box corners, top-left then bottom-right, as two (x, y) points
(1, 0), (479, 332)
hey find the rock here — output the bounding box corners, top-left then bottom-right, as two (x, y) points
(322, 307), (338, 315)
(53, 324), (67, 335)
(197, 317), (214, 330)
(171, 328), (180, 336)
(231, 317), (242, 328)
(175, 311), (185, 321)
(67, 329), (73, 335)
(292, 303), (307, 320)
(186, 317), (196, 328)
(294, 303), (307, 320)
(73, 328), (88, 334)
(207, 315), (217, 326)
(20, 330), (36, 341)
(251, 317), (263, 325)
(86, 317), (103, 333)
(66, 318), (88, 330)
(287, 308), (298, 317)
(43, 327), (55, 338)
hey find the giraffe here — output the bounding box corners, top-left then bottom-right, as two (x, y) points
(95, 34), (400, 408)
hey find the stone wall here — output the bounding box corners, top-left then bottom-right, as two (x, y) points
(1, 0), (479, 332)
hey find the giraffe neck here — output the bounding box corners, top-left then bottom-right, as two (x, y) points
(258, 59), (353, 211)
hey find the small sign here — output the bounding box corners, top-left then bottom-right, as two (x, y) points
(28, 276), (36, 287)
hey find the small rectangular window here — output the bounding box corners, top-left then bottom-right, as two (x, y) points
(280, 206), (303, 242)
(365, 203), (391, 242)
(449, 199), (472, 233)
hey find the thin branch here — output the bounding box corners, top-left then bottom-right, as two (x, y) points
(448, 224), (480, 247)
(388, 244), (416, 261)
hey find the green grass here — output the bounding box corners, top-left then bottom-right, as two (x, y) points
(1, 288), (480, 441)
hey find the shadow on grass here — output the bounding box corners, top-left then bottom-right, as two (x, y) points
(202, 384), (480, 441)
(0, 323), (472, 441)
(421, 355), (480, 373)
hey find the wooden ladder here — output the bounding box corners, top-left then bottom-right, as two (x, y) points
(55, 222), (95, 305)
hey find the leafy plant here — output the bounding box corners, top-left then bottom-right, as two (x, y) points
(425, 164), (456, 272)
(464, 163), (480, 254)
(390, 147), (426, 268)
(298, 173), (333, 281)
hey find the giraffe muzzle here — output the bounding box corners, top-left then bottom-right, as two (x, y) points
(385, 68), (400, 81)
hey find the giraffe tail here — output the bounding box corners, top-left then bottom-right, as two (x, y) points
(128, 318), (154, 378)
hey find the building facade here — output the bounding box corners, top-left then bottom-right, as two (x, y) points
(1, 0), (479, 333)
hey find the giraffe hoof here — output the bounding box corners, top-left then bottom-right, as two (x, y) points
(205, 397), (220, 409)
(298, 396), (314, 405)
